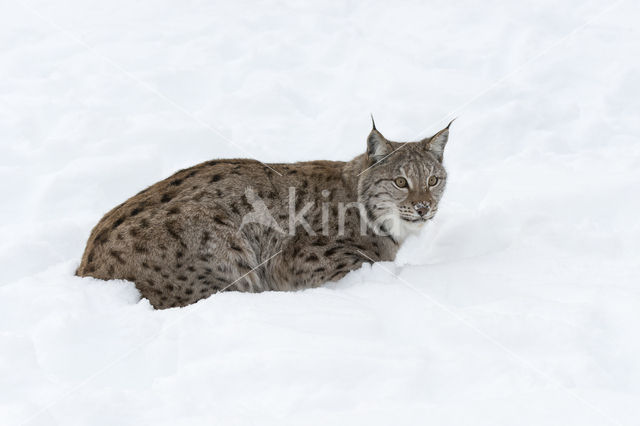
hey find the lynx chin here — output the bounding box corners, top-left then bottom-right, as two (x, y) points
(76, 119), (453, 309)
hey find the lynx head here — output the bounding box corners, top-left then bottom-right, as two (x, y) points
(358, 119), (452, 242)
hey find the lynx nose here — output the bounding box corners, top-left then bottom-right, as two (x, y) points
(412, 201), (430, 217)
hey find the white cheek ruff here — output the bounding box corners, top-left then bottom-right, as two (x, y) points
(383, 214), (424, 243)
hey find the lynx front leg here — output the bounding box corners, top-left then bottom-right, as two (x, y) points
(267, 235), (380, 291)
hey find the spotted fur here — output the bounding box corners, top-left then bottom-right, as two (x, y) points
(76, 123), (451, 308)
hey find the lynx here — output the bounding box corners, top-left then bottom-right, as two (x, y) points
(76, 120), (452, 308)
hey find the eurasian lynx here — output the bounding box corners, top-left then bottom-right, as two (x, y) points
(76, 120), (452, 308)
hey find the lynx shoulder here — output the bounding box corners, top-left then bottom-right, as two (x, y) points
(76, 121), (452, 308)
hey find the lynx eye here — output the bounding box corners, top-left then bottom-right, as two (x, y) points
(428, 176), (439, 186)
(394, 177), (408, 188)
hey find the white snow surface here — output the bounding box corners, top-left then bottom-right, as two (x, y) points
(1, 0), (640, 425)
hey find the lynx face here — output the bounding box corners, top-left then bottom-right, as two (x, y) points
(358, 123), (450, 242)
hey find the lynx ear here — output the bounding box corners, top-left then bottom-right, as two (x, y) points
(367, 116), (393, 163)
(422, 119), (454, 162)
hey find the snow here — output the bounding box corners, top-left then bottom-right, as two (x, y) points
(1, 0), (639, 424)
